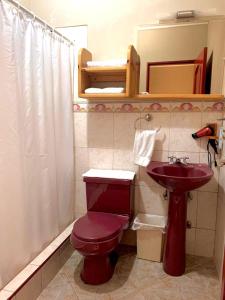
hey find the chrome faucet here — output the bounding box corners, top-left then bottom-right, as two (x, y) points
(168, 156), (189, 165)
(168, 156), (176, 164)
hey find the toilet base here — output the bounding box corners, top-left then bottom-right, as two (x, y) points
(81, 251), (118, 285)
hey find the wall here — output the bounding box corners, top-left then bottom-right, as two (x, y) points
(207, 19), (225, 94)
(17, 0), (31, 9)
(27, 0), (225, 60)
(73, 101), (223, 257)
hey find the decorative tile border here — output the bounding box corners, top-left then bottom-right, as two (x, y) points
(202, 101), (224, 112)
(170, 102), (202, 112)
(141, 102), (170, 112)
(114, 103), (141, 113)
(88, 103), (114, 112)
(73, 101), (225, 113)
(73, 103), (89, 112)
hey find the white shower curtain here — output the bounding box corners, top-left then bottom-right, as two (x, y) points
(0, 0), (74, 288)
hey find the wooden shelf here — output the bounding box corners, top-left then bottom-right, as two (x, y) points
(78, 46), (224, 101)
(79, 93), (129, 99)
(78, 45), (140, 98)
(81, 66), (127, 73)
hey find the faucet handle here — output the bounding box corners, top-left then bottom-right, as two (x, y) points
(182, 156), (190, 164)
(168, 155), (175, 164)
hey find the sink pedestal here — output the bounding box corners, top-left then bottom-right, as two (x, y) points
(163, 191), (187, 276)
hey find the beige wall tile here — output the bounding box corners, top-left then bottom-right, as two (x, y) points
(186, 228), (196, 255)
(41, 252), (61, 290)
(197, 191), (217, 230)
(74, 147), (89, 179)
(135, 185), (168, 216)
(139, 166), (158, 188)
(114, 113), (140, 149)
(187, 191), (198, 227)
(199, 152), (219, 192)
(74, 180), (86, 218)
(141, 112), (170, 151)
(215, 190), (225, 278)
(87, 113), (113, 148)
(169, 112), (201, 152)
(89, 148), (113, 169)
(15, 271), (42, 300)
(138, 151), (169, 187)
(195, 229), (215, 257)
(113, 149), (139, 177)
(74, 113), (88, 148)
(59, 240), (74, 267)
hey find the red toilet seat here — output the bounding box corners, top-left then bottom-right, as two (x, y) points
(73, 211), (129, 242)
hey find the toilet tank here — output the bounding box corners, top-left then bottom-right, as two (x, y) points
(83, 169), (135, 221)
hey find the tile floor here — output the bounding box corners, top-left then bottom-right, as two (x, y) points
(37, 246), (220, 300)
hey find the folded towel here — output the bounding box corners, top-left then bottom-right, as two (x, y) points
(87, 59), (127, 67)
(84, 88), (102, 94)
(133, 130), (156, 167)
(102, 87), (124, 93)
(84, 87), (124, 94)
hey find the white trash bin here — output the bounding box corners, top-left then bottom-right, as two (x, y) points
(132, 213), (167, 262)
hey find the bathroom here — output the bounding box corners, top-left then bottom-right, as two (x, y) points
(0, 0), (225, 299)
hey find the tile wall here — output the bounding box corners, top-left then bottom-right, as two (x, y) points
(74, 101), (224, 258)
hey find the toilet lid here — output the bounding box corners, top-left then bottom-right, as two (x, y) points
(72, 212), (128, 242)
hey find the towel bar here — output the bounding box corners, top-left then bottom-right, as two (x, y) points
(134, 113), (161, 132)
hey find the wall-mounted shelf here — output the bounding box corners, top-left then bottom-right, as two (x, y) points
(78, 45), (140, 98)
(78, 45), (224, 102)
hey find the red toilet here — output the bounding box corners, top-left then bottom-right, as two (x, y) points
(70, 169), (135, 285)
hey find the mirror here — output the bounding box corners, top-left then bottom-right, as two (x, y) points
(137, 19), (225, 95)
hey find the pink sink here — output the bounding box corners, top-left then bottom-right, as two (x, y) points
(146, 161), (213, 277)
(147, 161), (213, 192)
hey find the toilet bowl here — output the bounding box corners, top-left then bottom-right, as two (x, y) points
(70, 169), (135, 285)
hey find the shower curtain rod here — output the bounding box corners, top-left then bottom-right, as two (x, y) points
(3, 0), (74, 45)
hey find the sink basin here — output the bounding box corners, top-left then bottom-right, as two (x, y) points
(146, 161), (213, 277)
(147, 161), (213, 192)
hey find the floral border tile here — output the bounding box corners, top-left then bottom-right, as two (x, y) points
(141, 102), (170, 112)
(73, 103), (88, 112)
(202, 101), (225, 112)
(88, 103), (114, 112)
(171, 102), (202, 112)
(114, 103), (141, 113)
(73, 101), (225, 113)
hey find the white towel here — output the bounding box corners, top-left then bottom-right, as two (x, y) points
(87, 59), (127, 67)
(102, 87), (124, 93)
(84, 87), (124, 94)
(84, 88), (102, 94)
(133, 130), (156, 167)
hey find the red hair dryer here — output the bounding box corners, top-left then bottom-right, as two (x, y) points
(192, 125), (214, 139)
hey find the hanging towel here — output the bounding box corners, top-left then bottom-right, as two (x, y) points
(133, 130), (156, 167)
